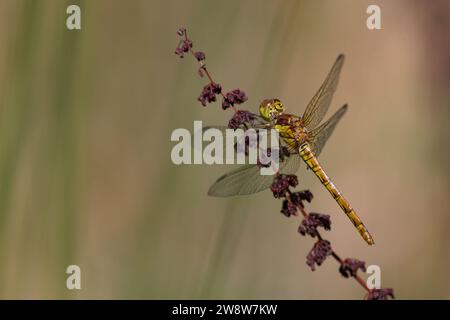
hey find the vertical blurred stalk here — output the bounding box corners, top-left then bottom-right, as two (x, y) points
(46, 0), (84, 298)
(0, 0), (84, 297)
(0, 0), (41, 295)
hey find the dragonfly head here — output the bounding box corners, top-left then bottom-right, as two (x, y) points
(259, 99), (284, 121)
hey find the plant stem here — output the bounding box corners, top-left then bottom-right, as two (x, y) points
(292, 196), (371, 293)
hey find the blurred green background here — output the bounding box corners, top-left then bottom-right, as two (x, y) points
(0, 0), (449, 299)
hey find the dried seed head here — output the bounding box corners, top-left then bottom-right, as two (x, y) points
(197, 83), (222, 106)
(306, 239), (332, 271)
(195, 51), (206, 61)
(298, 213), (331, 237)
(339, 258), (366, 278)
(367, 288), (395, 300)
(222, 89), (248, 110)
(270, 174), (298, 198)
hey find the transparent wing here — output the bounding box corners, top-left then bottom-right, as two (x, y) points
(309, 104), (347, 157)
(302, 54), (345, 130)
(208, 153), (302, 197)
(202, 121), (301, 197)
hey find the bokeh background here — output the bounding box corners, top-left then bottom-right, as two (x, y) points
(0, 0), (449, 299)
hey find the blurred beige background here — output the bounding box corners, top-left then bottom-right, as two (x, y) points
(0, 0), (449, 299)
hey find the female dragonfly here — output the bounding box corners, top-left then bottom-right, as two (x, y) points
(207, 54), (374, 245)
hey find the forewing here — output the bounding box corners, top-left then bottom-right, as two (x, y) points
(202, 120), (301, 197)
(207, 153), (302, 197)
(302, 54), (345, 130)
(309, 104), (347, 157)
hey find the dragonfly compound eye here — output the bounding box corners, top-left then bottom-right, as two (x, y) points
(259, 98), (284, 121)
(273, 99), (284, 113)
(259, 99), (272, 120)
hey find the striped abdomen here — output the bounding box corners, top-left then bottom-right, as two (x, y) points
(298, 142), (374, 245)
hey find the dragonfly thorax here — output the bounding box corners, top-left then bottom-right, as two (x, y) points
(268, 112), (308, 150)
(259, 98), (284, 122)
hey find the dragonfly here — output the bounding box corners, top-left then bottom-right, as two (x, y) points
(206, 54), (374, 245)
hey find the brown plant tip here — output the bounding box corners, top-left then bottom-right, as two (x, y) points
(281, 199), (298, 217)
(194, 51), (206, 62)
(298, 213), (331, 237)
(177, 27), (186, 36)
(222, 89), (248, 110)
(290, 190), (314, 208)
(228, 110), (258, 129)
(174, 39), (193, 58)
(367, 288), (395, 300)
(339, 258), (366, 278)
(174, 27), (192, 58)
(198, 83), (222, 106)
(307, 239), (332, 271)
(270, 174), (298, 198)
